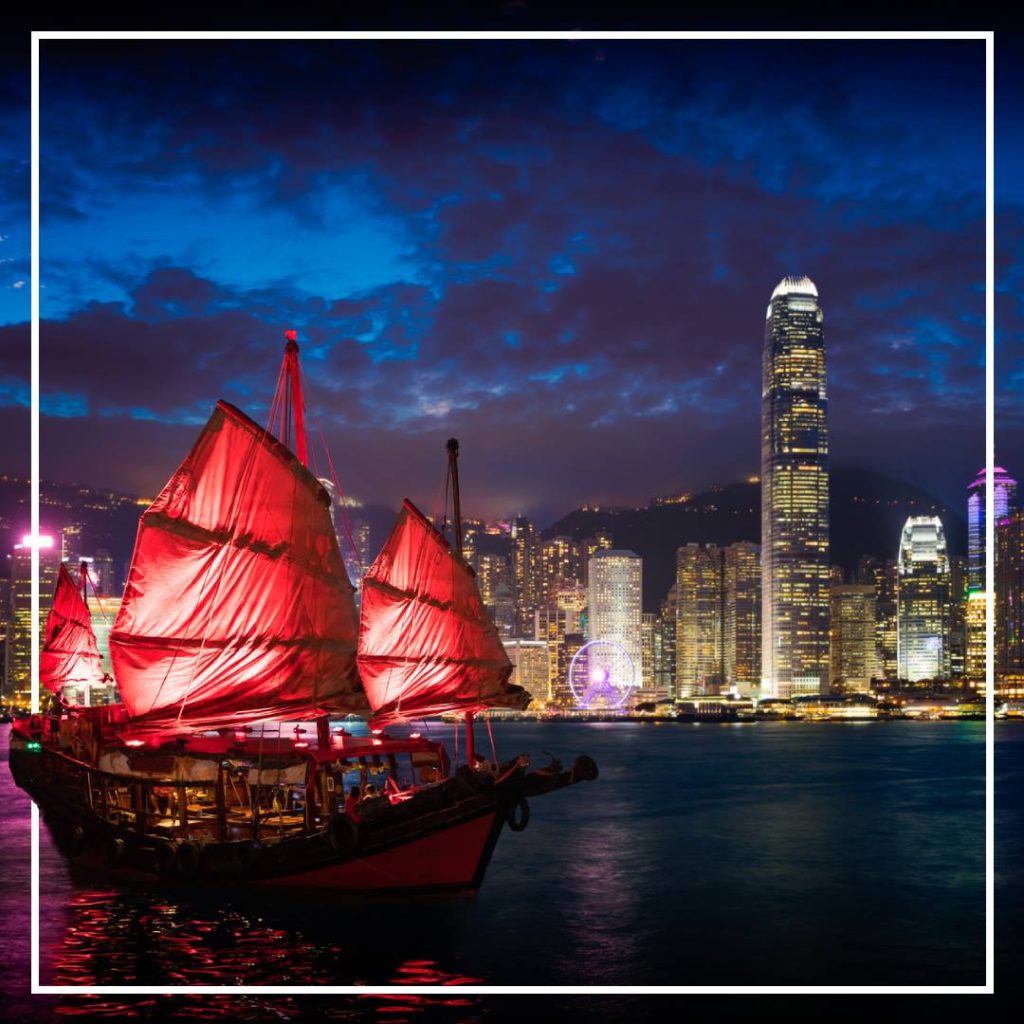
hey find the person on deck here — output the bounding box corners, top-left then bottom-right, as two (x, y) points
(344, 785), (361, 823)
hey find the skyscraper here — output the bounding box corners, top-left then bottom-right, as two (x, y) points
(723, 541), (761, 695)
(660, 584), (678, 698)
(967, 467), (1017, 594)
(996, 510), (1024, 678)
(540, 536), (582, 605)
(587, 550), (643, 699)
(761, 275), (830, 697)
(10, 534), (61, 707)
(675, 543), (723, 697)
(897, 516), (951, 682)
(511, 516), (541, 636)
(964, 591), (987, 688)
(857, 555), (899, 681)
(829, 585), (877, 692)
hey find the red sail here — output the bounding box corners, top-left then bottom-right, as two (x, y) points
(357, 499), (529, 721)
(40, 564), (105, 697)
(110, 400), (366, 731)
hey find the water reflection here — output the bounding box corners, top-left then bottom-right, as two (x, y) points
(1, 720), (988, 1015)
(50, 883), (484, 990)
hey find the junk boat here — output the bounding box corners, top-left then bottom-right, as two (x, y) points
(9, 334), (597, 893)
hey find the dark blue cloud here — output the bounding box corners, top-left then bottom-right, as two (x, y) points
(0, 37), (995, 518)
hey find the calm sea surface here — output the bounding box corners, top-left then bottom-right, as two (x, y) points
(1, 718), (1016, 1019)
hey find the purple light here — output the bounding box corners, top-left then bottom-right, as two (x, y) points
(17, 533), (54, 550)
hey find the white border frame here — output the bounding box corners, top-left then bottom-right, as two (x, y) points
(28, 28), (995, 997)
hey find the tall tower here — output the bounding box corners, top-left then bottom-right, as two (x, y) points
(587, 549), (643, 696)
(723, 541), (761, 695)
(674, 543), (723, 697)
(10, 534), (61, 708)
(967, 466), (1017, 595)
(996, 510), (1024, 678)
(897, 516), (951, 682)
(761, 275), (830, 697)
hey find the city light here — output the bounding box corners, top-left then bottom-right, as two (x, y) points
(16, 533), (54, 550)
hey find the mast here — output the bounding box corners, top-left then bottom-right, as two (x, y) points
(275, 329), (309, 468)
(80, 560), (91, 706)
(447, 437), (476, 767)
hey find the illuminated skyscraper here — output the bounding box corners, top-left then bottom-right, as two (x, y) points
(829, 585), (877, 692)
(535, 605), (573, 703)
(660, 584), (678, 698)
(511, 517), (542, 635)
(60, 523), (83, 566)
(964, 591), (987, 688)
(857, 555), (899, 681)
(897, 516), (951, 682)
(675, 543), (723, 696)
(996, 510), (1024, 677)
(967, 467), (1017, 594)
(723, 542), (761, 695)
(504, 639), (549, 702)
(476, 552), (511, 608)
(761, 275), (830, 697)
(587, 550), (643, 694)
(10, 534), (61, 707)
(540, 536), (582, 605)
(580, 531), (613, 586)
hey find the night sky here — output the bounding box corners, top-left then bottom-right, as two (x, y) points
(0, 35), (1011, 524)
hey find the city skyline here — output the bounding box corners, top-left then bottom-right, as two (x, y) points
(0, 37), (992, 522)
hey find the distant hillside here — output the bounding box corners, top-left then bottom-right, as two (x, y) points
(545, 466), (967, 612)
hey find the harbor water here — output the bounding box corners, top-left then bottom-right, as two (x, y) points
(1, 718), (1013, 1019)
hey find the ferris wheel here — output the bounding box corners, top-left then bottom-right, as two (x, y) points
(568, 639), (636, 710)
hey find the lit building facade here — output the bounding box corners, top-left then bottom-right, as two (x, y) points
(60, 523), (83, 566)
(660, 584), (678, 698)
(580, 531), (613, 587)
(511, 517), (542, 636)
(967, 466), (1017, 594)
(964, 591), (986, 687)
(723, 541), (761, 695)
(640, 612), (660, 694)
(996, 511), (1024, 677)
(504, 639), (549, 703)
(10, 534), (61, 707)
(534, 606), (573, 705)
(587, 550), (643, 696)
(675, 543), (723, 696)
(829, 584), (877, 692)
(540, 536), (582, 606)
(761, 275), (830, 697)
(476, 552), (511, 608)
(857, 555), (899, 682)
(897, 516), (951, 682)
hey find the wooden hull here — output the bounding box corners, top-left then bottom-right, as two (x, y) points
(9, 734), (594, 896)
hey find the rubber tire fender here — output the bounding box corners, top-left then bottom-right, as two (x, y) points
(506, 796), (530, 832)
(105, 835), (127, 868)
(326, 812), (361, 858)
(154, 842), (176, 878)
(64, 823), (87, 859)
(571, 755), (599, 782)
(175, 841), (202, 881)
